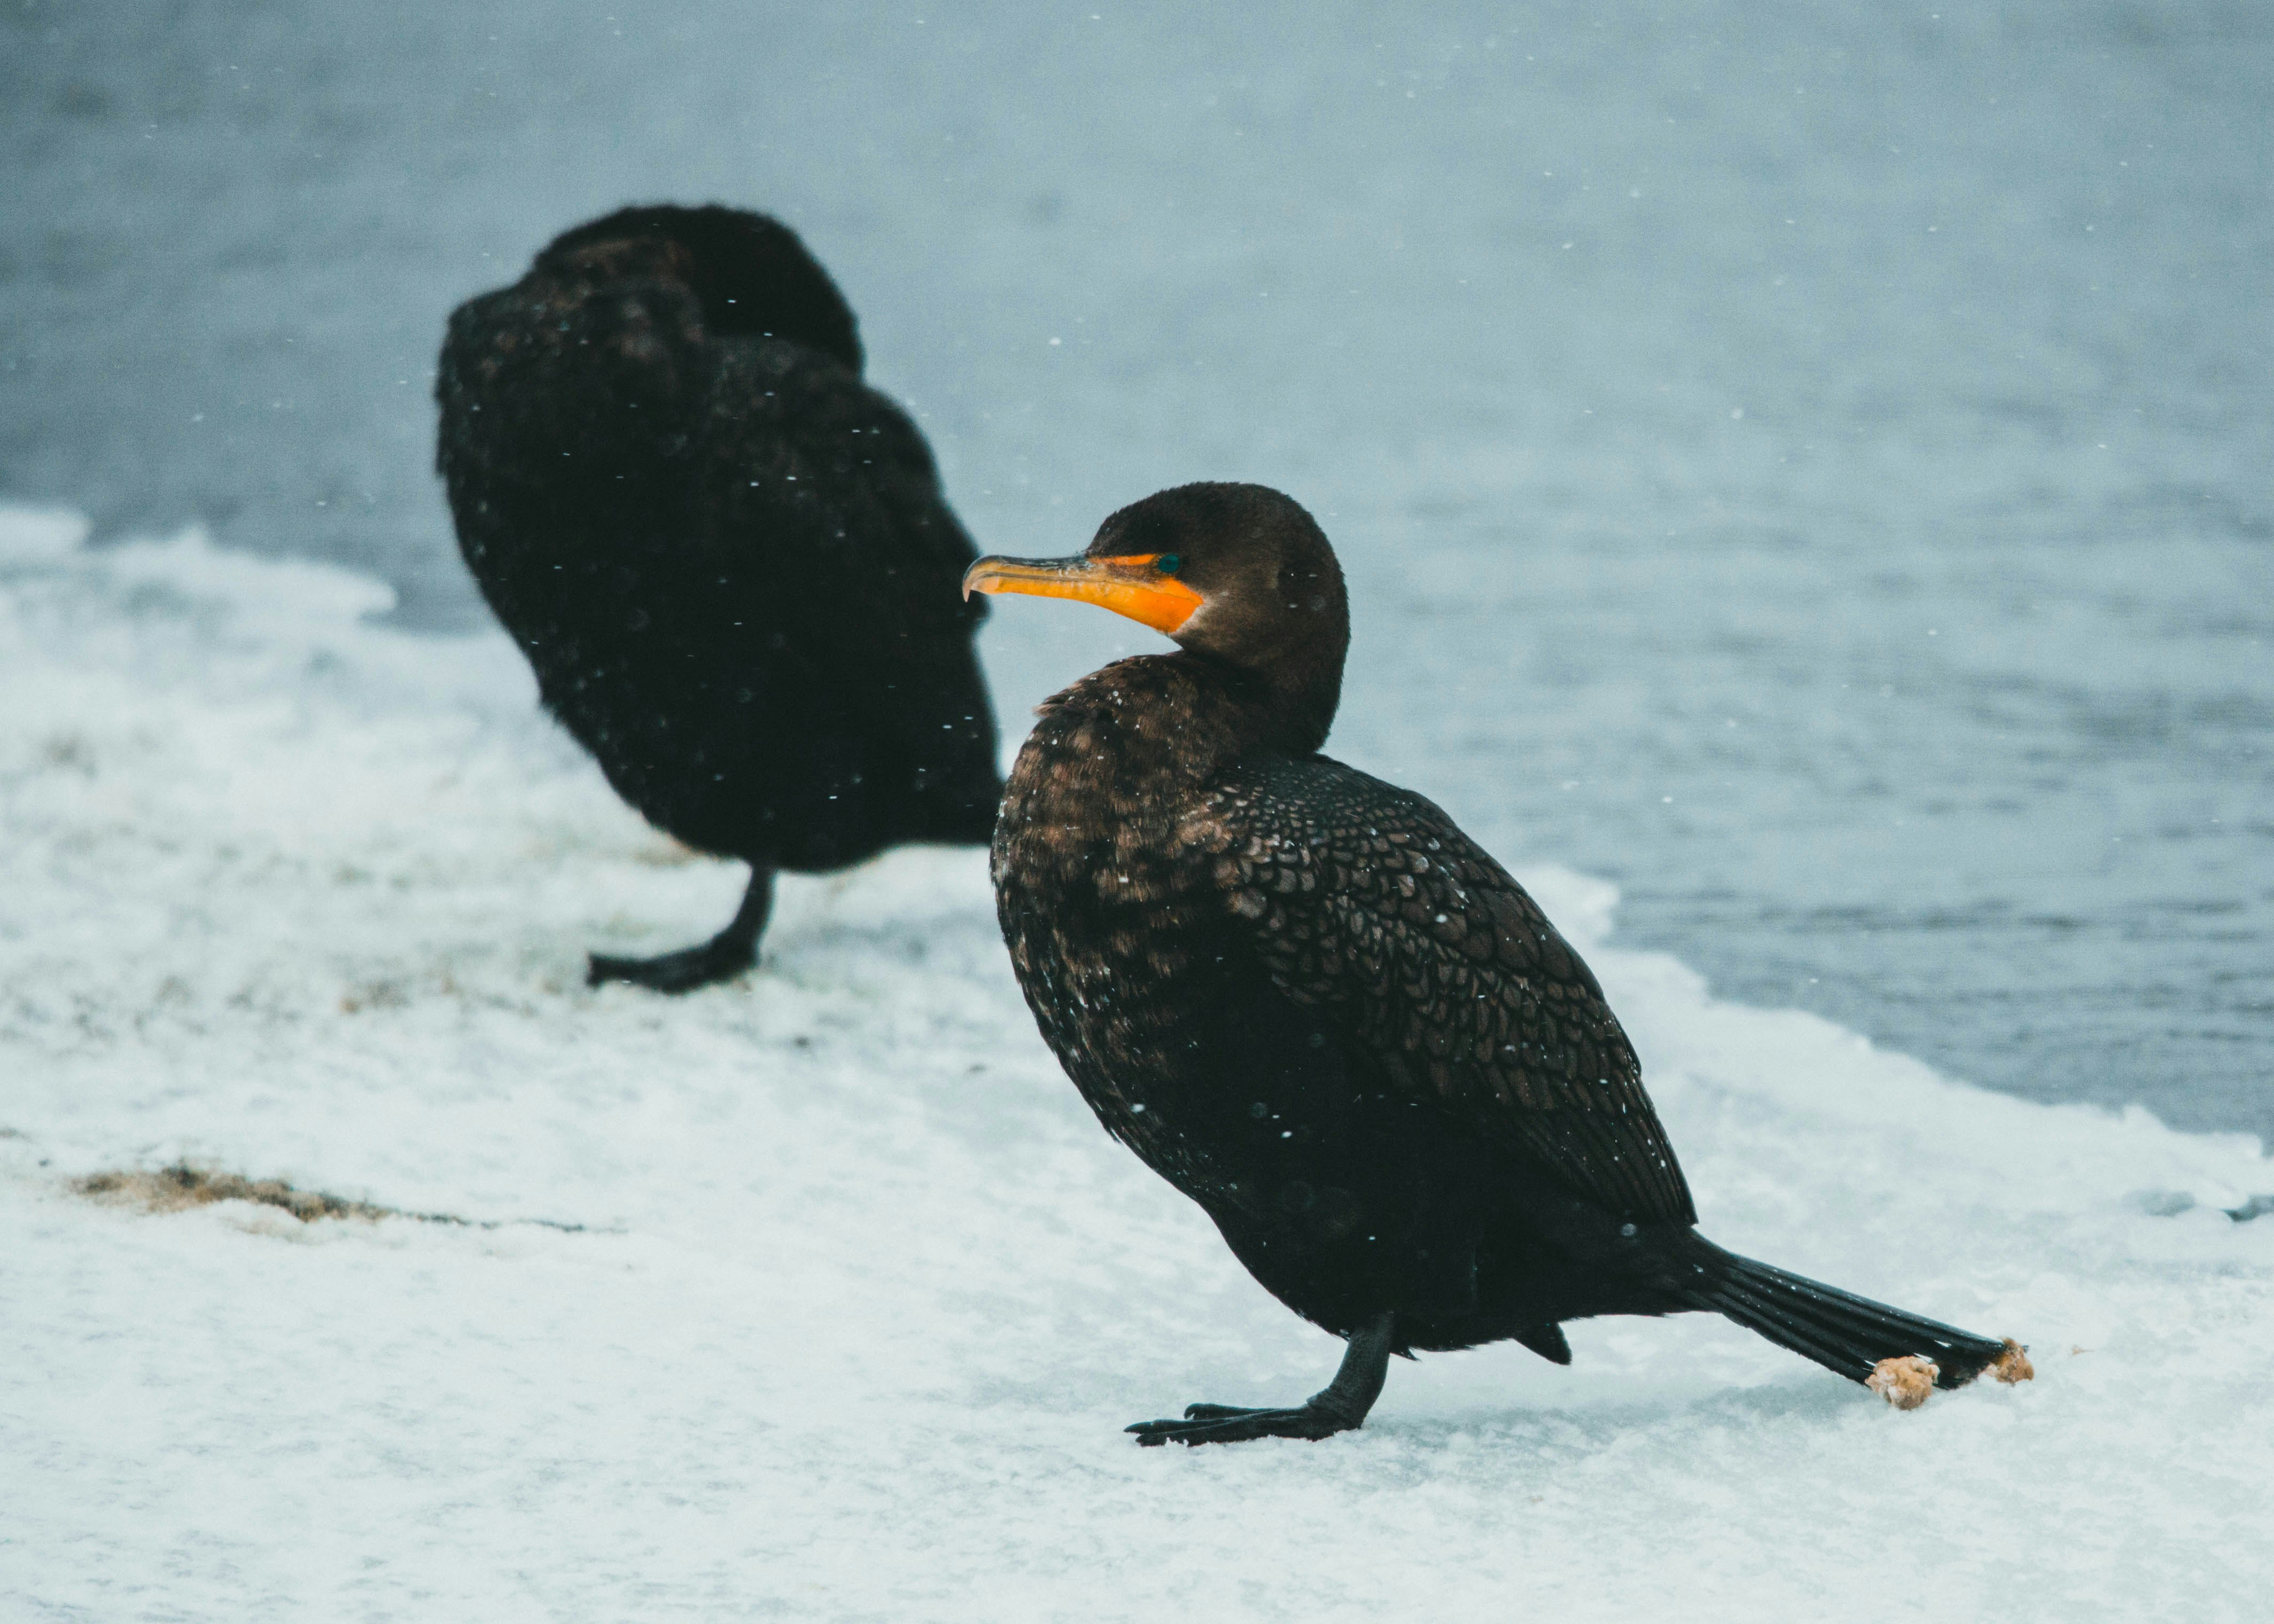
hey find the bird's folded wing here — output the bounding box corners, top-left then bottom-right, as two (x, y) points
(1202, 760), (1697, 1227)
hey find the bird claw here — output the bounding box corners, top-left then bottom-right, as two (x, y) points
(1126, 1403), (1352, 1447)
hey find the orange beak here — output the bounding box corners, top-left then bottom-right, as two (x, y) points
(961, 552), (1205, 637)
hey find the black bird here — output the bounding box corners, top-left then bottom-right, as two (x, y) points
(437, 205), (1001, 991)
(970, 482), (2019, 1445)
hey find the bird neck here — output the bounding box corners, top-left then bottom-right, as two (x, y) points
(1249, 647), (1343, 758)
(1034, 652), (1329, 793)
(1186, 645), (1341, 759)
(1178, 608), (1346, 758)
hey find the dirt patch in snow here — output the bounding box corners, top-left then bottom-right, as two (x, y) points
(77, 1164), (394, 1223)
(73, 1163), (589, 1232)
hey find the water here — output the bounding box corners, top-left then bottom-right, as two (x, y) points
(4, 0), (2268, 1143)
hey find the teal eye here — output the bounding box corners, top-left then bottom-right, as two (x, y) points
(1156, 553), (1183, 576)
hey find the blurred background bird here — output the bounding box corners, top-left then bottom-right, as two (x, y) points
(435, 204), (1002, 991)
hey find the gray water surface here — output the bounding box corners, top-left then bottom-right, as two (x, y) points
(5, 1), (2269, 1143)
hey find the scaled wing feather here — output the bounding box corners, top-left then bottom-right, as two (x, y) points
(1205, 759), (1697, 1227)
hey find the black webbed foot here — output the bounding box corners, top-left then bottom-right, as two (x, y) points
(586, 937), (754, 993)
(1124, 1310), (1397, 1448)
(585, 866), (774, 996)
(1127, 1403), (1354, 1447)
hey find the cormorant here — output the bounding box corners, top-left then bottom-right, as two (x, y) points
(970, 482), (2020, 1445)
(437, 205), (1001, 991)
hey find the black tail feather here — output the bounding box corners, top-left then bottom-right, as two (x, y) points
(1686, 1246), (2005, 1389)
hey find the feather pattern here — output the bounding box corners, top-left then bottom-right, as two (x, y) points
(1199, 757), (1696, 1227)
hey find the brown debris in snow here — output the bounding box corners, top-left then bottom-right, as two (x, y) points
(1987, 1338), (2036, 1385)
(1867, 1354), (1941, 1410)
(73, 1162), (593, 1233)
(75, 1164), (392, 1223)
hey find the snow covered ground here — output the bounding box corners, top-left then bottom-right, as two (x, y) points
(3, 505), (2268, 1620)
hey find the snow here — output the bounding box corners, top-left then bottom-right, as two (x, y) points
(2, 505), (2268, 1620)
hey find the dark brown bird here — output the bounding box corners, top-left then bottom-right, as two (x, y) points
(970, 482), (2013, 1445)
(436, 205), (1001, 991)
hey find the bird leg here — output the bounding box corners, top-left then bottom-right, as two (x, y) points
(1126, 1310), (1395, 1447)
(587, 866), (775, 994)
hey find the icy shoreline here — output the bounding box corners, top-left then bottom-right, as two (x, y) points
(3, 508), (2267, 1620)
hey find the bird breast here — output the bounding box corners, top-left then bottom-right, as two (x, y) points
(992, 664), (1259, 1173)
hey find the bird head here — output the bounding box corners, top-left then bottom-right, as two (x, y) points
(963, 482), (1350, 749)
(533, 204), (864, 373)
